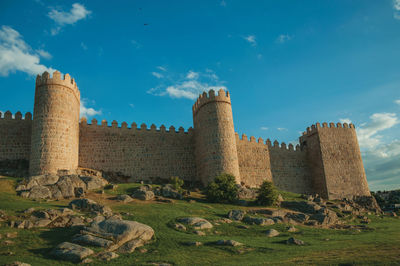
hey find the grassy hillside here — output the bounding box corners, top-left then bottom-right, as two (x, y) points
(0, 176), (399, 265)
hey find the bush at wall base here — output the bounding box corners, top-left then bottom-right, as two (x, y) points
(205, 173), (239, 203)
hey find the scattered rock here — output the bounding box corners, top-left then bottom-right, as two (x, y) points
(237, 185), (257, 199)
(97, 251), (119, 261)
(265, 229), (280, 237)
(23, 207), (35, 214)
(26, 185), (52, 199)
(243, 216), (275, 226)
(281, 201), (321, 214)
(117, 194), (133, 203)
(51, 242), (94, 262)
(6, 232), (18, 238)
(287, 226), (298, 232)
(177, 217), (213, 230)
(227, 210), (246, 221)
(216, 239), (243, 247)
(194, 230), (205, 236)
(183, 241), (202, 246)
(174, 223), (186, 231)
(286, 237), (305, 245)
(157, 184), (183, 199)
(81, 258), (93, 264)
(4, 262), (31, 266)
(286, 213), (310, 223)
(237, 225), (249, 229)
(72, 234), (113, 248)
(133, 190), (155, 201)
(68, 198), (113, 216)
(4, 240), (14, 245)
(310, 208), (338, 226)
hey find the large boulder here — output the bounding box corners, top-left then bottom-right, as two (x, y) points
(26, 185), (52, 199)
(177, 217), (213, 230)
(51, 242), (94, 262)
(243, 216), (275, 226)
(281, 201), (322, 214)
(72, 234), (113, 248)
(310, 208), (338, 226)
(227, 210), (246, 221)
(81, 218), (154, 252)
(80, 176), (108, 191)
(158, 184), (183, 199)
(133, 190), (155, 201)
(68, 199), (113, 216)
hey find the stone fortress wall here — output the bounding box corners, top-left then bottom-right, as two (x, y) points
(0, 71), (371, 199)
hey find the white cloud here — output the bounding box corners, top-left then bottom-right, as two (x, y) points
(394, 0), (400, 19)
(276, 34), (292, 44)
(0, 26), (54, 76)
(243, 35), (256, 46)
(395, 99), (400, 105)
(80, 42), (88, 50)
(48, 3), (91, 35)
(129, 103), (134, 108)
(148, 68), (227, 100)
(277, 127), (287, 131)
(80, 99), (101, 118)
(357, 113), (398, 150)
(152, 72), (163, 79)
(186, 70), (199, 79)
(157, 66), (167, 72)
(35, 49), (52, 59)
(131, 40), (142, 49)
(260, 127), (268, 130)
(340, 118), (352, 124)
(220, 0), (227, 7)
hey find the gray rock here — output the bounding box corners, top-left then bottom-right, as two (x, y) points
(27, 174), (59, 187)
(4, 262), (31, 266)
(82, 218), (154, 252)
(286, 237), (304, 245)
(27, 185), (51, 199)
(194, 230), (205, 236)
(183, 241), (202, 246)
(286, 213), (310, 223)
(51, 242), (94, 262)
(68, 198), (113, 216)
(310, 208), (338, 225)
(80, 176), (108, 191)
(216, 239), (243, 246)
(23, 207), (35, 214)
(33, 218), (52, 228)
(227, 210), (246, 221)
(177, 217), (213, 229)
(133, 190), (154, 201)
(117, 194), (133, 203)
(174, 223), (186, 231)
(160, 184), (183, 199)
(72, 234), (113, 248)
(16, 185), (27, 192)
(74, 187), (85, 198)
(265, 229), (280, 237)
(237, 185), (257, 199)
(68, 216), (85, 227)
(281, 201), (322, 214)
(47, 185), (63, 199)
(97, 251), (119, 261)
(287, 226), (298, 232)
(244, 216), (275, 226)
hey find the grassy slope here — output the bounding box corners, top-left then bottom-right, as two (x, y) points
(0, 177), (399, 266)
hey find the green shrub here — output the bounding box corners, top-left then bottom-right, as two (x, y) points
(257, 181), (278, 206)
(205, 173), (238, 203)
(169, 176), (184, 191)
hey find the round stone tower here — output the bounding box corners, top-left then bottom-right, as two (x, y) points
(29, 71), (80, 176)
(192, 89), (241, 185)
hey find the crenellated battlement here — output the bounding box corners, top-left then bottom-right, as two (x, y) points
(192, 89), (231, 117)
(0, 111), (32, 121)
(35, 71), (80, 100)
(235, 132), (300, 151)
(301, 122), (356, 137)
(80, 117), (193, 134)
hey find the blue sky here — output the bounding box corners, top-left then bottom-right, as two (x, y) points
(0, 0), (399, 191)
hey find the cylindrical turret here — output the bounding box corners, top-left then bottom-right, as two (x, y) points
(192, 89), (240, 185)
(29, 71), (80, 176)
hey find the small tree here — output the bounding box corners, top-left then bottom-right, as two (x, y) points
(257, 181), (278, 206)
(169, 176), (184, 192)
(205, 173), (238, 203)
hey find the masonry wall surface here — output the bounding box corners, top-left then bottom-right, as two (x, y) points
(269, 142), (313, 194)
(316, 124), (370, 199)
(236, 135), (272, 187)
(193, 90), (241, 185)
(0, 112), (32, 161)
(78, 121), (196, 182)
(29, 72), (80, 175)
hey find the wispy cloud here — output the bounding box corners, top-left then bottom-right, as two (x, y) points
(0, 26), (54, 76)
(276, 34), (292, 44)
(243, 35), (256, 46)
(80, 99), (101, 118)
(339, 118), (352, 124)
(357, 113), (398, 150)
(395, 99), (400, 105)
(277, 127), (287, 131)
(148, 68), (226, 100)
(129, 103), (134, 108)
(80, 42), (88, 50)
(220, 0), (227, 7)
(157, 66), (167, 72)
(131, 40), (142, 49)
(260, 127), (269, 130)
(151, 72), (163, 79)
(394, 0), (400, 20)
(48, 3), (91, 35)
(35, 49), (52, 59)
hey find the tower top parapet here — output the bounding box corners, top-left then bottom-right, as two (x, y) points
(192, 89), (231, 116)
(35, 71), (80, 99)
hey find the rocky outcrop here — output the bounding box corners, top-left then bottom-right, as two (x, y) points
(18, 171), (108, 200)
(68, 198), (113, 216)
(51, 242), (94, 262)
(227, 210), (246, 221)
(177, 217), (213, 230)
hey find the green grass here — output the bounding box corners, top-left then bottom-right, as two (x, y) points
(0, 177), (399, 265)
